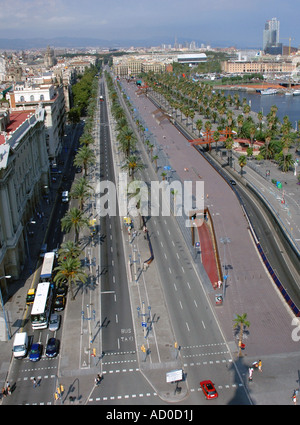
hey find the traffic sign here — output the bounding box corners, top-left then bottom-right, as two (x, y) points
(142, 322), (147, 327)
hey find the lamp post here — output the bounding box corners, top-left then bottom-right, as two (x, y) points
(0, 275), (11, 340)
(220, 237), (231, 300)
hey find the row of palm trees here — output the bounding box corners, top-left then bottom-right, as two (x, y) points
(143, 71), (299, 173)
(108, 72), (252, 356)
(53, 68), (99, 299)
(106, 71), (146, 182)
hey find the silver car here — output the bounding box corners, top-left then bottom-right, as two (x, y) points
(49, 313), (61, 331)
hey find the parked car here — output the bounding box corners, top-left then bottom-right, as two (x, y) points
(229, 179), (236, 185)
(49, 313), (61, 332)
(29, 343), (42, 362)
(54, 295), (66, 311)
(46, 338), (59, 358)
(200, 380), (218, 399)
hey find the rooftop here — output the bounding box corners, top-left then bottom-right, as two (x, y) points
(0, 110), (35, 145)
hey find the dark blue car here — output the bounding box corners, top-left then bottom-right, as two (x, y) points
(46, 338), (59, 358)
(29, 343), (42, 362)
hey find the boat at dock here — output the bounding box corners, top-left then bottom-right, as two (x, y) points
(261, 88), (278, 95)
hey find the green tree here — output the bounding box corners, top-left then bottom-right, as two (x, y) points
(233, 313), (250, 357)
(121, 155), (144, 180)
(54, 256), (87, 300)
(68, 108), (81, 125)
(118, 127), (137, 157)
(74, 145), (96, 177)
(61, 207), (89, 243)
(238, 155), (247, 176)
(70, 177), (93, 211)
(58, 241), (81, 261)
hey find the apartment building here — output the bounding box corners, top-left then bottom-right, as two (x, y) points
(221, 58), (295, 74)
(0, 107), (49, 291)
(8, 82), (66, 163)
(113, 55), (172, 78)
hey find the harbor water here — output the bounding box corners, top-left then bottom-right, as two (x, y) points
(221, 89), (300, 130)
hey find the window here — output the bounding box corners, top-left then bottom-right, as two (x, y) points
(30, 95), (34, 101)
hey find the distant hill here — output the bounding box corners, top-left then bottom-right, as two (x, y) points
(0, 37), (122, 50)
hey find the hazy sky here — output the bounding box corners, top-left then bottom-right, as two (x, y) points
(0, 0), (299, 47)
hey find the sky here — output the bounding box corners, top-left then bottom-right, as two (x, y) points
(0, 0), (299, 48)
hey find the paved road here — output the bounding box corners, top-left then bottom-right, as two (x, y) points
(120, 79), (300, 404)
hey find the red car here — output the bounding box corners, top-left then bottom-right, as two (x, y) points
(200, 380), (218, 399)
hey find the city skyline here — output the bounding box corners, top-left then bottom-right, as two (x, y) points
(0, 0), (299, 49)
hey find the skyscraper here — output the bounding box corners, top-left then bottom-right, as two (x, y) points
(263, 17), (282, 54)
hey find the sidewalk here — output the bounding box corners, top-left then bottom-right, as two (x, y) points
(0, 178), (59, 388)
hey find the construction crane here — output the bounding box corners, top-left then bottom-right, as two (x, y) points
(281, 37), (295, 55)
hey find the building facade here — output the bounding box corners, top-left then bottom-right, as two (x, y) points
(221, 59), (295, 74)
(8, 83), (66, 163)
(0, 107), (49, 291)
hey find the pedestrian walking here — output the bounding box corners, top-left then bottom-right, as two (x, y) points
(6, 381), (11, 395)
(95, 374), (102, 386)
(292, 392), (297, 405)
(248, 367), (253, 381)
(1, 387), (7, 398)
(32, 377), (37, 388)
(258, 360), (262, 372)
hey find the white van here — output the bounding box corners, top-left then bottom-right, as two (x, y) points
(62, 191), (69, 203)
(13, 332), (28, 358)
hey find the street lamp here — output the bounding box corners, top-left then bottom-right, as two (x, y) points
(220, 237), (231, 300)
(0, 275), (11, 340)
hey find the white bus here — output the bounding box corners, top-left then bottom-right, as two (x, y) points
(40, 252), (55, 282)
(31, 282), (53, 329)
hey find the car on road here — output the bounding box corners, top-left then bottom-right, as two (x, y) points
(61, 191), (69, 203)
(49, 313), (61, 331)
(200, 380), (218, 399)
(54, 294), (66, 311)
(26, 288), (35, 305)
(46, 338), (59, 358)
(29, 343), (42, 362)
(56, 284), (68, 297)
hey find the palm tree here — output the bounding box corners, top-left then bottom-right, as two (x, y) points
(152, 154), (159, 173)
(54, 256), (87, 300)
(213, 130), (220, 151)
(257, 111), (264, 131)
(74, 145), (96, 177)
(70, 177), (93, 211)
(118, 127), (137, 157)
(121, 155), (144, 180)
(58, 240), (81, 261)
(238, 155), (247, 176)
(237, 115), (244, 137)
(196, 119), (203, 137)
(79, 133), (94, 147)
(233, 313), (250, 357)
(61, 207), (89, 243)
